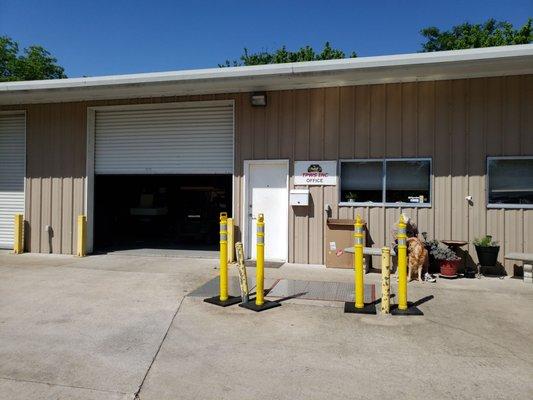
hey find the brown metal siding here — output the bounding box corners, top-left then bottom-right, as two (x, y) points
(1, 75), (532, 275)
(23, 103), (86, 254)
(237, 75), (532, 273)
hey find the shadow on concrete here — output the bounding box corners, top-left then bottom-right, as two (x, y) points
(249, 288), (309, 303)
(272, 291), (308, 304)
(410, 295), (434, 308)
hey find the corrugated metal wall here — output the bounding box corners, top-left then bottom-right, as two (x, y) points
(24, 103), (86, 254)
(234, 76), (533, 274)
(1, 75), (531, 274)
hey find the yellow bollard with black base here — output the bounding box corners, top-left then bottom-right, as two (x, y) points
(240, 213), (280, 312)
(204, 212), (242, 307)
(344, 215), (376, 314)
(391, 215), (423, 316)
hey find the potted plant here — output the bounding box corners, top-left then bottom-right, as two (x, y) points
(473, 235), (500, 267)
(431, 243), (461, 277)
(345, 192), (357, 203)
(421, 232), (440, 273)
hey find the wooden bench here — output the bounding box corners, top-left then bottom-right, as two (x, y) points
(505, 252), (533, 283)
(343, 247), (397, 273)
(344, 247), (397, 256)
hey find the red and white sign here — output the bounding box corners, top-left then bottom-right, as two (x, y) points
(294, 161), (337, 186)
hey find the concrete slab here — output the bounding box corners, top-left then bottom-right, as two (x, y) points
(0, 378), (132, 400)
(139, 289), (533, 400)
(101, 247), (218, 259)
(0, 253), (215, 399)
(1, 253), (532, 400)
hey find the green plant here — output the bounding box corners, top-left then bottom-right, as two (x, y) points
(473, 235), (499, 247)
(345, 192), (357, 201)
(421, 232), (439, 250)
(430, 244), (460, 261)
(425, 239), (440, 253)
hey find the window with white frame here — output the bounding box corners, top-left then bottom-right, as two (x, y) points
(340, 159), (431, 205)
(487, 157), (533, 207)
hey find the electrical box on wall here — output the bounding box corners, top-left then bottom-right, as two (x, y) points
(290, 189), (309, 206)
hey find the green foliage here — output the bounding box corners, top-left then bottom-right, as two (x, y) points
(345, 192), (358, 201)
(421, 233), (440, 254)
(220, 42), (356, 67)
(421, 234), (460, 261)
(430, 243), (460, 261)
(473, 235), (499, 247)
(421, 18), (533, 52)
(0, 36), (66, 82)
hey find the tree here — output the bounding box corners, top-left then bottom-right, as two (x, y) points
(220, 42), (356, 67)
(420, 18), (532, 52)
(0, 36), (66, 81)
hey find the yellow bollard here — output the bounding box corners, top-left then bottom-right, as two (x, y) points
(381, 247), (391, 314)
(397, 215), (408, 311)
(255, 213), (265, 306)
(354, 215), (365, 309)
(239, 213), (280, 312)
(344, 215), (376, 314)
(76, 215), (87, 257)
(219, 212), (229, 301)
(227, 218), (234, 263)
(13, 214), (24, 254)
(204, 212), (241, 307)
(391, 214), (423, 316)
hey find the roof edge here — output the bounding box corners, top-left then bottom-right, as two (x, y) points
(1, 44), (532, 93)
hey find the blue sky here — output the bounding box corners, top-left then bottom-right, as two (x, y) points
(1, 0), (531, 77)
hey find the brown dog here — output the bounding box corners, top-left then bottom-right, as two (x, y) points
(406, 236), (429, 282)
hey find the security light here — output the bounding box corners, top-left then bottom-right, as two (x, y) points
(250, 92), (267, 106)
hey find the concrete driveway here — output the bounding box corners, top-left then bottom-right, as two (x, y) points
(0, 252), (217, 399)
(0, 251), (532, 399)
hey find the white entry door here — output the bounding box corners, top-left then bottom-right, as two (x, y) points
(245, 160), (288, 261)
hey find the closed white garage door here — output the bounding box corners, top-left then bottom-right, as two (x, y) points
(0, 113), (25, 249)
(94, 101), (234, 174)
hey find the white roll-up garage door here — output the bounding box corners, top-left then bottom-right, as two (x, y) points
(0, 113), (25, 249)
(94, 102), (234, 174)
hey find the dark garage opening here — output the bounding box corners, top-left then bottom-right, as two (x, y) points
(94, 174), (232, 253)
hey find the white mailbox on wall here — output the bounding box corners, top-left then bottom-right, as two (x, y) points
(290, 189), (310, 206)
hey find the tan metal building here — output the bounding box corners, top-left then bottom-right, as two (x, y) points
(1, 45), (532, 275)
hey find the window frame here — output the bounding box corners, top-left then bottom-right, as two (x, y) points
(338, 157), (432, 208)
(486, 156), (533, 209)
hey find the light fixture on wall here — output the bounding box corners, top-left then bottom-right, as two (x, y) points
(250, 92), (267, 106)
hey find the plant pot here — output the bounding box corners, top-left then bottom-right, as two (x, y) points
(475, 245), (500, 267)
(439, 259), (461, 277)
